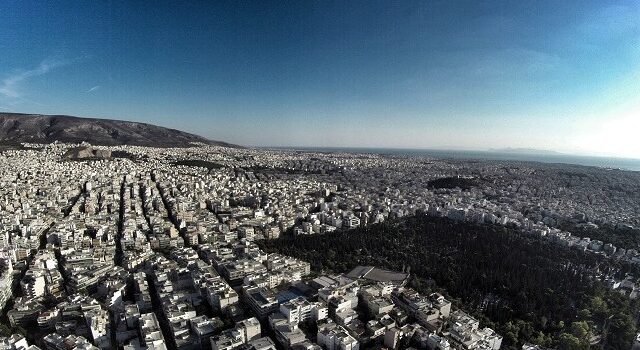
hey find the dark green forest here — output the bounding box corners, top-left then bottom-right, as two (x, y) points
(258, 216), (640, 350)
(172, 159), (224, 170)
(426, 176), (479, 190)
(560, 222), (640, 251)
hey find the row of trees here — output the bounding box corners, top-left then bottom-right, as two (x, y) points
(258, 216), (640, 349)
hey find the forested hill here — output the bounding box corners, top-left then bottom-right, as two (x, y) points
(257, 216), (640, 350)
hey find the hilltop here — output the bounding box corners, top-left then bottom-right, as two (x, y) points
(0, 112), (238, 148)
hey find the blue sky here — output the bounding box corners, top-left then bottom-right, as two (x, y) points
(1, 1), (639, 157)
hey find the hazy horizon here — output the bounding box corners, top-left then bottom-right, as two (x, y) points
(262, 144), (640, 161)
(1, 1), (639, 158)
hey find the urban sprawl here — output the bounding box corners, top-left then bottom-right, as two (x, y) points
(0, 143), (639, 350)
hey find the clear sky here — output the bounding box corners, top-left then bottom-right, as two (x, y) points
(1, 1), (639, 158)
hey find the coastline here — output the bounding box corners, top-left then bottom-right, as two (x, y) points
(267, 146), (640, 172)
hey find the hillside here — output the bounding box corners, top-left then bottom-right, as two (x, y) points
(0, 112), (238, 148)
(258, 216), (640, 349)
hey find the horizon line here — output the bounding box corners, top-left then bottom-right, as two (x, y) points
(253, 145), (640, 162)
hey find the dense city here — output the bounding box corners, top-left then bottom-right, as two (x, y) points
(0, 143), (639, 350)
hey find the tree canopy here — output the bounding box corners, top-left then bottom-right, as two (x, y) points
(258, 216), (640, 349)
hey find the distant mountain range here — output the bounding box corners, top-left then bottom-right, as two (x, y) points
(488, 147), (563, 155)
(0, 112), (238, 148)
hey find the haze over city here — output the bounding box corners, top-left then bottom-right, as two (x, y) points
(1, 1), (639, 158)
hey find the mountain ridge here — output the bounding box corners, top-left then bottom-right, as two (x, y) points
(488, 147), (563, 155)
(0, 112), (239, 148)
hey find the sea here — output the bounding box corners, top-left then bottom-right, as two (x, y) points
(273, 147), (640, 172)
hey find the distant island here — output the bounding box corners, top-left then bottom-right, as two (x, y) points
(488, 147), (563, 155)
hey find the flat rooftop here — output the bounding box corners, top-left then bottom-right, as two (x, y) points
(346, 265), (408, 283)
